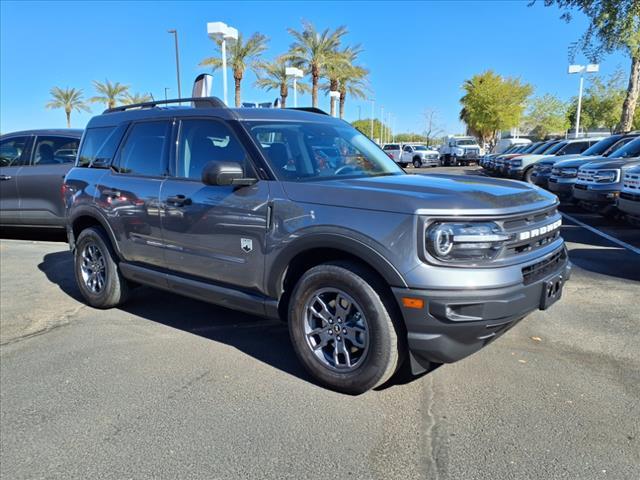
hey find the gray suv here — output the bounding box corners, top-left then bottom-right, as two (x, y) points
(63, 97), (571, 394)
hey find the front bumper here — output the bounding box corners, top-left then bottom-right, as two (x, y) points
(506, 167), (524, 179)
(547, 178), (575, 198)
(572, 184), (619, 205)
(617, 193), (640, 217)
(393, 247), (571, 373)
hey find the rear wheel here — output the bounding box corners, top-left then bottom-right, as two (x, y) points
(288, 262), (404, 394)
(74, 226), (130, 309)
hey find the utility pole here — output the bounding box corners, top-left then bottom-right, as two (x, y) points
(167, 30), (182, 99)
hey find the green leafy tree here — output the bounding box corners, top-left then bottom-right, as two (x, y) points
(351, 118), (388, 141)
(523, 94), (570, 139)
(201, 32), (269, 107)
(254, 59), (309, 108)
(459, 70), (533, 148)
(45, 87), (90, 128)
(567, 70), (627, 132)
(394, 133), (428, 143)
(122, 92), (153, 105)
(90, 80), (129, 109)
(536, 0), (640, 131)
(286, 21), (348, 108)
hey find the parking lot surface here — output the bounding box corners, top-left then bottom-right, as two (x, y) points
(1, 167), (639, 480)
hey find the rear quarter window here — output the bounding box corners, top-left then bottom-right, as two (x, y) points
(77, 125), (126, 167)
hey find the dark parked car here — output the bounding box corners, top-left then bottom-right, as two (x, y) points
(63, 97), (570, 394)
(0, 129), (83, 228)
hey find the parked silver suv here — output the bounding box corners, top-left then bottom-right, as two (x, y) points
(63, 97), (570, 394)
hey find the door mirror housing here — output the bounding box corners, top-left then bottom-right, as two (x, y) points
(201, 161), (257, 186)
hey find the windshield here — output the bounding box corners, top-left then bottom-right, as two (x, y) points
(581, 135), (621, 157)
(245, 121), (404, 181)
(456, 139), (477, 146)
(413, 145), (428, 151)
(609, 137), (640, 159)
(529, 142), (552, 154)
(604, 136), (636, 156)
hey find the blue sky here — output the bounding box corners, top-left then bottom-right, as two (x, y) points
(0, 0), (630, 135)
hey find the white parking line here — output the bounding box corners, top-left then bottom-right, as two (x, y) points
(560, 212), (640, 256)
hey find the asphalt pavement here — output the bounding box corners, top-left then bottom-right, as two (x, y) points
(1, 166), (639, 480)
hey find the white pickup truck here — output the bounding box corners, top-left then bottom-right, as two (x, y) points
(440, 136), (484, 166)
(401, 144), (440, 168)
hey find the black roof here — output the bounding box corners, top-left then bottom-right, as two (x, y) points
(1, 129), (83, 138)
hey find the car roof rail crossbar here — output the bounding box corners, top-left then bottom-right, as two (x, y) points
(286, 107), (329, 115)
(104, 96), (226, 113)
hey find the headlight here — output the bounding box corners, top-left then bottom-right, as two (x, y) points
(594, 170), (619, 183)
(510, 159), (522, 167)
(426, 222), (510, 262)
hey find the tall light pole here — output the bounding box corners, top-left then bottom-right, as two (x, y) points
(207, 22), (239, 106)
(167, 29), (182, 99)
(164, 87), (170, 101)
(285, 67), (304, 108)
(387, 112), (392, 144)
(329, 91), (340, 117)
(369, 99), (375, 139)
(568, 63), (599, 137)
(380, 105), (384, 144)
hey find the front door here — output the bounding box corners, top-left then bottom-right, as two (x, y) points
(159, 118), (269, 292)
(0, 135), (32, 225)
(95, 120), (171, 266)
(18, 135), (80, 227)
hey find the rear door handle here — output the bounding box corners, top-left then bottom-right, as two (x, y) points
(166, 194), (191, 207)
(0, 175), (12, 181)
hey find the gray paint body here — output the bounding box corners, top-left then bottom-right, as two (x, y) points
(64, 107), (570, 371)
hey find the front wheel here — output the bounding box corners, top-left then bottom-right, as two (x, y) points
(74, 226), (130, 309)
(288, 262), (404, 394)
(523, 167), (534, 183)
(413, 159), (422, 168)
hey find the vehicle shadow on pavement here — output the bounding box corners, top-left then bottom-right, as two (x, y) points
(37, 251), (314, 385)
(566, 247), (640, 282)
(0, 227), (67, 243)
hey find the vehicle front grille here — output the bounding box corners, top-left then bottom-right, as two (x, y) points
(464, 148), (479, 157)
(427, 154), (439, 160)
(620, 192), (640, 201)
(521, 248), (567, 286)
(574, 183), (588, 190)
(622, 171), (640, 194)
(498, 205), (562, 258)
(577, 169), (597, 183)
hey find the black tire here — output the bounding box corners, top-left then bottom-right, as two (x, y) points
(413, 158), (422, 168)
(288, 261), (404, 394)
(399, 162), (409, 168)
(74, 226), (130, 309)
(523, 167), (534, 183)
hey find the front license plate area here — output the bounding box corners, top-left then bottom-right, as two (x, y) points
(540, 274), (564, 310)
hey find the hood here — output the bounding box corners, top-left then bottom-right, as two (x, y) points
(553, 155), (604, 169)
(582, 158), (640, 170)
(539, 154), (580, 165)
(281, 173), (556, 215)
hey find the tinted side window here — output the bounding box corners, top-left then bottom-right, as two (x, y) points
(403, 146), (412, 152)
(175, 119), (248, 180)
(32, 136), (80, 165)
(561, 141), (589, 155)
(115, 121), (170, 176)
(78, 126), (126, 167)
(0, 136), (29, 167)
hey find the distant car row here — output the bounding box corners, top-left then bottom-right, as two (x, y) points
(382, 135), (486, 168)
(480, 133), (640, 222)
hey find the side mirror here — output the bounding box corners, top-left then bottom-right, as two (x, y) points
(201, 161), (257, 187)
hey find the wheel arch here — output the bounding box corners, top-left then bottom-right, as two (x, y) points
(68, 207), (121, 257)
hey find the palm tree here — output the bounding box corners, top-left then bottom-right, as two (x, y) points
(200, 32), (269, 107)
(254, 59), (309, 108)
(337, 66), (369, 119)
(45, 87), (90, 128)
(90, 79), (129, 109)
(122, 92), (153, 105)
(286, 21), (347, 108)
(321, 45), (361, 115)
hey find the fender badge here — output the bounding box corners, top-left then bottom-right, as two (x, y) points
(241, 238), (253, 253)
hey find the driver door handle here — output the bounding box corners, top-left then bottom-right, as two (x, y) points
(166, 194), (192, 207)
(0, 175), (12, 181)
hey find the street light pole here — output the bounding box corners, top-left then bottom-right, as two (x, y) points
(167, 29), (182, 99)
(380, 106), (384, 144)
(285, 67), (304, 107)
(369, 99), (375, 139)
(207, 22), (238, 106)
(568, 63), (599, 138)
(164, 87), (170, 101)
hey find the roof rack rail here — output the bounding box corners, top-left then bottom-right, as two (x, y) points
(104, 96), (226, 114)
(286, 107), (329, 116)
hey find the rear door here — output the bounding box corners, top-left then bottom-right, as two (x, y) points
(18, 135), (80, 227)
(0, 135), (32, 225)
(95, 120), (171, 266)
(159, 117), (269, 291)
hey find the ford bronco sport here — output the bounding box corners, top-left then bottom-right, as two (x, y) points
(63, 96), (571, 394)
